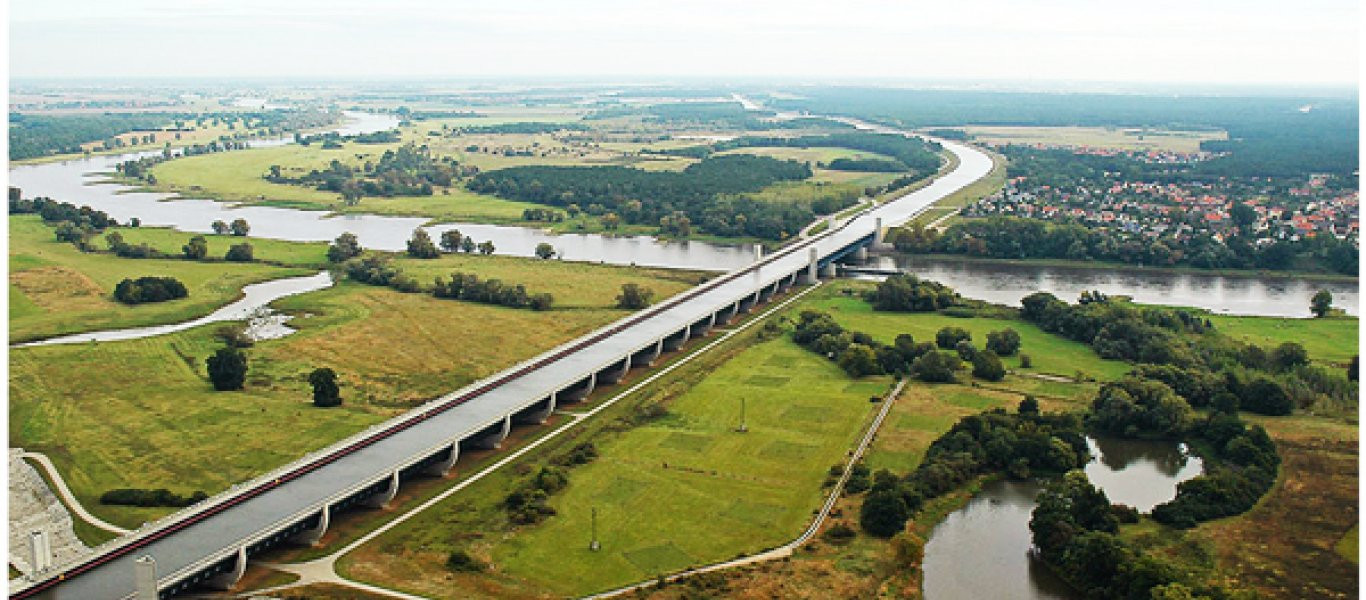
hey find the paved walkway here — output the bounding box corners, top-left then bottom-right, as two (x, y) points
(242, 284), (826, 600)
(17, 450), (131, 536)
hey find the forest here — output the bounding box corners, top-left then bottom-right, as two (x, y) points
(467, 154), (826, 240)
(9, 109), (338, 160)
(772, 88), (1359, 178)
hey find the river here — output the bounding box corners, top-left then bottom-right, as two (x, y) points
(864, 254), (1359, 318)
(921, 437), (1204, 600)
(6, 112), (755, 272)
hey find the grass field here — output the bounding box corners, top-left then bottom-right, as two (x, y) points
(803, 287), (1133, 382)
(961, 126), (1227, 153)
(9, 215), (311, 342)
(1206, 314), (1358, 365)
(9, 245), (699, 526)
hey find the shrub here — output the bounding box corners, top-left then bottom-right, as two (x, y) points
(206, 347), (248, 391)
(935, 327), (971, 349)
(446, 549), (483, 572)
(985, 328), (1022, 356)
(860, 490), (911, 537)
(224, 242), (254, 262)
(100, 488), (207, 507)
(309, 368), (342, 407)
(911, 351), (960, 383)
(972, 350), (1007, 382)
(616, 283), (655, 309)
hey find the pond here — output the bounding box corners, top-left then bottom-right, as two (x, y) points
(920, 436), (1204, 599)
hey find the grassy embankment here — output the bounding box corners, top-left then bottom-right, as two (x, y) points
(9, 215), (314, 343)
(336, 282), (1126, 598)
(9, 217), (701, 528)
(905, 147), (1007, 229)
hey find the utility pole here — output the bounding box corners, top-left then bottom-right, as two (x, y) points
(589, 507), (600, 551)
(737, 396), (748, 433)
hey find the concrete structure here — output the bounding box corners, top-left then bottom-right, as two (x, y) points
(10, 136), (991, 600)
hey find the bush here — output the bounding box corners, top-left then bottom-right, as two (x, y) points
(1019, 354), (1033, 368)
(972, 350), (1007, 382)
(224, 243), (254, 262)
(182, 235), (208, 259)
(113, 276), (188, 304)
(985, 328), (1022, 356)
(327, 232), (363, 262)
(445, 549), (483, 572)
(860, 490), (911, 537)
(407, 228), (440, 258)
(616, 283), (655, 309)
(309, 368), (342, 407)
(823, 522), (857, 544)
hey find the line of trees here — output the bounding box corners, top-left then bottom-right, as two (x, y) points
(891, 216), (1359, 275)
(344, 255), (554, 311)
(100, 488), (208, 508)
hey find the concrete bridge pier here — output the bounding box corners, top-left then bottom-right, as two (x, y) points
(424, 442), (460, 476)
(289, 507), (330, 546)
(715, 303), (739, 326)
(362, 471), (400, 508)
(738, 291), (760, 314)
(469, 415), (513, 450)
(854, 246), (869, 262)
(689, 313), (715, 338)
(517, 393), (557, 425)
(663, 327), (691, 351)
(820, 262), (838, 279)
(561, 373), (596, 403)
(633, 340), (661, 369)
(803, 247), (819, 283)
(205, 546), (247, 591)
(598, 357), (632, 385)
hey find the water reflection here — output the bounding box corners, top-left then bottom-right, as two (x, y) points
(922, 437), (1204, 599)
(864, 255), (1358, 318)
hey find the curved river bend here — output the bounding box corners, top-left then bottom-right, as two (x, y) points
(922, 437), (1204, 600)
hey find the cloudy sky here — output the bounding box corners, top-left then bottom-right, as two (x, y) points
(10, 0), (1360, 86)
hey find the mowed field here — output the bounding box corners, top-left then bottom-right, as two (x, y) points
(9, 216), (312, 342)
(961, 126), (1227, 153)
(8, 225), (702, 527)
(1206, 313), (1358, 365)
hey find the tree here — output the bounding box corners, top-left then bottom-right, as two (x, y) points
(534, 242), (556, 259)
(229, 218), (250, 236)
(182, 235), (208, 260)
(935, 327), (971, 349)
(1311, 289), (1334, 318)
(911, 351), (959, 383)
(206, 347), (248, 391)
(601, 212), (620, 230)
(225, 243), (254, 262)
(838, 344), (882, 377)
(860, 489), (910, 537)
(460, 236), (477, 253)
(985, 328), (1022, 356)
(1018, 395), (1040, 416)
(327, 232), (362, 262)
(1231, 202), (1257, 234)
(972, 350), (1006, 382)
(308, 368), (342, 407)
(440, 229), (463, 253)
(211, 220), (229, 235)
(477, 240), (496, 255)
(407, 228), (440, 258)
(616, 283), (655, 309)
(1269, 342), (1309, 371)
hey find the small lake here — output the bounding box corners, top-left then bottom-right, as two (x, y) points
(921, 437), (1204, 600)
(865, 254), (1359, 318)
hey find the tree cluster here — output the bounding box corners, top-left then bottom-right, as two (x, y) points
(433, 272), (554, 311)
(467, 155), (816, 240)
(1151, 412), (1279, 528)
(99, 488), (208, 508)
(860, 408), (1088, 537)
(113, 276), (188, 304)
(792, 311), (974, 380)
(504, 466), (571, 525)
(864, 274), (959, 312)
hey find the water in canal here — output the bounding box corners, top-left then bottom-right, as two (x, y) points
(920, 437), (1204, 600)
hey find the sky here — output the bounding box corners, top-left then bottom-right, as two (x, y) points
(9, 0), (1361, 87)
